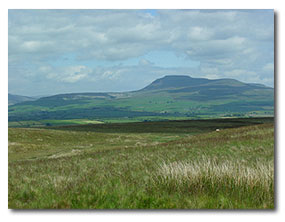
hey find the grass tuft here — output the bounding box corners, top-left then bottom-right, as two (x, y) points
(152, 158), (273, 206)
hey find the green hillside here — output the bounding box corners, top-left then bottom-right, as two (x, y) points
(8, 93), (36, 106)
(8, 75), (274, 124)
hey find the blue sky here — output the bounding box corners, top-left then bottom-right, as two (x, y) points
(8, 9), (274, 96)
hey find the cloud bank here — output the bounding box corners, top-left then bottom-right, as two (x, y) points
(8, 9), (274, 96)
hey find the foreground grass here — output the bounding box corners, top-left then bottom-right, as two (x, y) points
(154, 159), (273, 208)
(8, 118), (274, 209)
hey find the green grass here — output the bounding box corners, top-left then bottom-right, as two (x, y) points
(8, 117), (274, 209)
(8, 119), (104, 128)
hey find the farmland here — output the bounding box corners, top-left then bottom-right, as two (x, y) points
(8, 117), (274, 209)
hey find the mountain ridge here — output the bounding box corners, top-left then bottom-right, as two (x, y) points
(8, 75), (274, 122)
(140, 75), (270, 92)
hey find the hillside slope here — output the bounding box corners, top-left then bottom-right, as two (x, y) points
(8, 94), (36, 106)
(8, 75), (274, 122)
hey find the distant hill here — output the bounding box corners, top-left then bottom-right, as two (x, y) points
(8, 94), (36, 106)
(8, 75), (274, 122)
(140, 75), (211, 91)
(140, 75), (267, 92)
(138, 75), (273, 102)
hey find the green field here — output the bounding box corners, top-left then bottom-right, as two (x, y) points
(8, 76), (274, 122)
(8, 119), (104, 128)
(8, 117), (274, 209)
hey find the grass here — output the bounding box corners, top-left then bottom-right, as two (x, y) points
(154, 159), (273, 208)
(8, 119), (104, 128)
(8, 117), (274, 209)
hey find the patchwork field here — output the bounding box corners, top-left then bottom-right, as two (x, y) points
(8, 117), (274, 209)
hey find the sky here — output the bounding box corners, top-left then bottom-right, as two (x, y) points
(8, 9), (274, 96)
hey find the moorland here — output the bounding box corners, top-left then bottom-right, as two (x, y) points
(8, 117), (274, 209)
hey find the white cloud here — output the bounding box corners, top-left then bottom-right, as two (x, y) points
(44, 65), (92, 83)
(185, 36), (247, 60)
(9, 10), (273, 63)
(8, 9), (274, 95)
(187, 26), (213, 41)
(101, 69), (125, 80)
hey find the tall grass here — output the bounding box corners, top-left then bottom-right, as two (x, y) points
(152, 158), (274, 205)
(8, 119), (274, 209)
